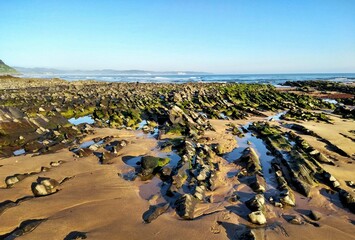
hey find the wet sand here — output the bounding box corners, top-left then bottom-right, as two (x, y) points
(0, 113), (354, 239)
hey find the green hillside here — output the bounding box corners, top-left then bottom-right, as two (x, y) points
(0, 60), (19, 75)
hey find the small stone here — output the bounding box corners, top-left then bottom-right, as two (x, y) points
(5, 176), (19, 186)
(32, 178), (59, 196)
(161, 166), (172, 177)
(289, 215), (303, 225)
(309, 149), (320, 155)
(329, 175), (337, 182)
(36, 128), (44, 134)
(228, 192), (240, 203)
(332, 181), (340, 188)
(53, 130), (61, 136)
(246, 194), (265, 212)
(119, 140), (127, 147)
(50, 161), (61, 167)
(346, 181), (354, 188)
(280, 195), (296, 206)
(275, 202), (283, 208)
(33, 184), (48, 196)
(88, 144), (99, 151)
(41, 167), (50, 172)
(248, 211), (267, 225)
(142, 125), (151, 133)
(196, 168), (209, 181)
(210, 222), (221, 234)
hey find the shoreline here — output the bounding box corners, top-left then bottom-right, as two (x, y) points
(2, 73), (355, 86)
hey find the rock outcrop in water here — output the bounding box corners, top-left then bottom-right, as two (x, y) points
(284, 80), (355, 95)
(249, 121), (355, 213)
(236, 147), (262, 175)
(140, 156), (170, 179)
(283, 80), (355, 119)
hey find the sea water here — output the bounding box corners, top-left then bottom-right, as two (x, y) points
(21, 73), (355, 85)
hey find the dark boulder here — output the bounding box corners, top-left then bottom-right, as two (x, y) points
(141, 156), (170, 177)
(142, 203), (169, 223)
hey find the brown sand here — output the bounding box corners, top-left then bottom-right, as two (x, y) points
(0, 115), (354, 239)
(297, 115), (355, 157)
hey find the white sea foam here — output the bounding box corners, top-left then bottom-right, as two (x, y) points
(20, 73), (355, 84)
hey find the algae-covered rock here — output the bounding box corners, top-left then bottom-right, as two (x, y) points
(141, 156), (170, 169)
(141, 156), (170, 177)
(236, 147), (262, 175)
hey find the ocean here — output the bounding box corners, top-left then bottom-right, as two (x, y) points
(21, 73), (355, 85)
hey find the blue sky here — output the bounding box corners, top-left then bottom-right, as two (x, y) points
(1, 0), (354, 73)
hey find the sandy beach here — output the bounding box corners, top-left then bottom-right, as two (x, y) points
(0, 77), (354, 239)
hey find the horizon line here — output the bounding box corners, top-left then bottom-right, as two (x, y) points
(12, 67), (355, 76)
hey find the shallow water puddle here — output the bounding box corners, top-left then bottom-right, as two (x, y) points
(149, 127), (159, 138)
(224, 111), (288, 196)
(70, 139), (105, 154)
(79, 140), (95, 149)
(224, 125), (278, 195)
(198, 112), (208, 119)
(137, 119), (159, 138)
(13, 148), (26, 156)
(79, 139), (104, 149)
(266, 110), (288, 121)
(137, 120), (148, 129)
(123, 156), (142, 167)
(322, 98), (338, 104)
(157, 151), (181, 168)
(68, 115), (95, 125)
(219, 113), (229, 120)
(227, 170), (239, 178)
